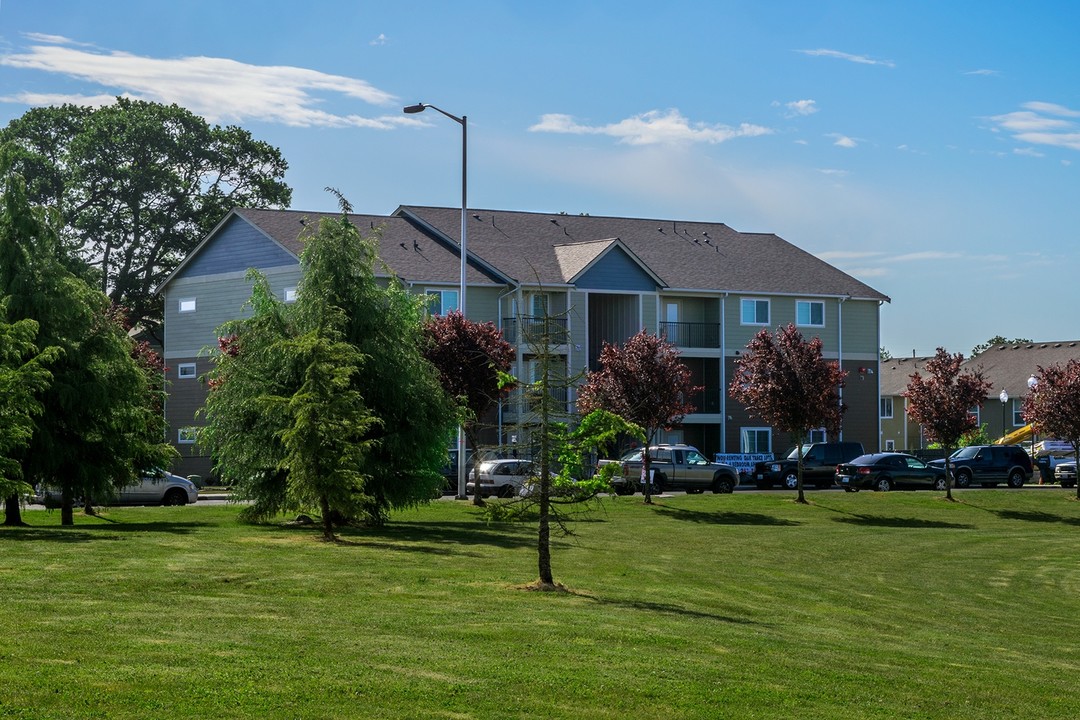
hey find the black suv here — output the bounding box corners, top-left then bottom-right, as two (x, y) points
(928, 445), (1032, 488)
(752, 441), (864, 490)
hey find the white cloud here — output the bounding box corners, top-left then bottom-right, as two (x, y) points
(0, 36), (403, 128)
(370, 33), (388, 46)
(1013, 147), (1045, 157)
(817, 168), (849, 177)
(529, 109), (772, 146)
(844, 266), (889, 278)
(785, 99), (818, 116)
(796, 49), (895, 68)
(891, 251), (963, 262)
(963, 69), (1000, 76)
(987, 102), (1080, 152)
(829, 133), (858, 148)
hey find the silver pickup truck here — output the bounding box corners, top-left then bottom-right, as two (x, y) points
(612, 444), (739, 495)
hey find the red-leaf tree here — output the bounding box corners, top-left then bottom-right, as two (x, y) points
(577, 329), (698, 504)
(729, 324), (846, 504)
(902, 347), (990, 500)
(422, 310), (516, 505)
(1022, 359), (1080, 500)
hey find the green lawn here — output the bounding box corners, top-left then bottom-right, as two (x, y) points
(2, 490), (1079, 719)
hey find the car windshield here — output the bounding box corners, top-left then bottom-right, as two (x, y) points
(784, 445), (812, 460)
(619, 449), (643, 462)
(950, 447), (980, 460)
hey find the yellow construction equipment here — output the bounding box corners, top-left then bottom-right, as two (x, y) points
(996, 424), (1033, 446)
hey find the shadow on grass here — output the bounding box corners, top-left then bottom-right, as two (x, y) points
(581, 593), (763, 626)
(331, 520), (539, 554)
(651, 506), (801, 526)
(0, 520), (212, 542)
(831, 516), (974, 529)
(961, 504), (1080, 526)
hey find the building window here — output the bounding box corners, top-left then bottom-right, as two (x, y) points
(177, 363), (196, 379)
(880, 397), (894, 419)
(796, 300), (824, 327)
(807, 428), (826, 443)
(740, 298), (769, 325)
(427, 289), (459, 315)
(530, 293), (549, 317)
(968, 406), (980, 424)
(740, 427), (771, 453)
(1011, 399), (1023, 427)
(178, 297), (196, 313)
(885, 439), (896, 451)
(177, 427), (198, 445)
(284, 287), (297, 303)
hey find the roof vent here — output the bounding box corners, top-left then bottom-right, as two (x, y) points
(472, 214), (482, 221)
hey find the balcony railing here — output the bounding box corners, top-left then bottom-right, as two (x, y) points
(659, 321), (721, 348)
(502, 316), (569, 346)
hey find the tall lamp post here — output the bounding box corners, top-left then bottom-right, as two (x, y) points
(404, 102), (469, 500)
(999, 388), (1009, 440)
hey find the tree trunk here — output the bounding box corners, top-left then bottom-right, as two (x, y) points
(944, 446), (954, 501)
(3, 494), (26, 526)
(320, 494), (335, 542)
(537, 378), (554, 586)
(795, 438), (807, 504)
(60, 489), (74, 526)
(467, 427), (485, 507)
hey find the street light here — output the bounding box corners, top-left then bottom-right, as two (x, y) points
(1000, 388), (1009, 439)
(404, 102), (469, 500)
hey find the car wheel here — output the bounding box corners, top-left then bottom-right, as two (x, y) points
(499, 484), (515, 498)
(782, 472), (799, 490)
(651, 475), (667, 494)
(875, 477), (892, 492)
(954, 470), (972, 488)
(1007, 470), (1025, 488)
(162, 488), (188, 506)
(711, 478), (734, 494)
(932, 477), (948, 492)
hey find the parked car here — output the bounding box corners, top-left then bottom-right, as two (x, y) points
(614, 444), (738, 495)
(33, 470), (199, 507)
(835, 453), (948, 492)
(927, 445), (1032, 488)
(752, 442), (864, 489)
(465, 459), (540, 498)
(1055, 460), (1077, 488)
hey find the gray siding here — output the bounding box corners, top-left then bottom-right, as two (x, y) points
(577, 248), (657, 291)
(164, 265), (302, 358)
(177, 215), (296, 280)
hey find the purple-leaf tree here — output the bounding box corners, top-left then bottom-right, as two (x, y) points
(903, 347), (990, 501)
(729, 324), (846, 504)
(577, 329), (698, 505)
(422, 310), (516, 506)
(1023, 359), (1080, 500)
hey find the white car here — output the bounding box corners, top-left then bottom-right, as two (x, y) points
(465, 459), (540, 498)
(34, 471), (199, 507)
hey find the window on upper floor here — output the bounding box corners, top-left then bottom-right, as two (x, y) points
(807, 428), (826, 443)
(530, 293), (548, 317)
(284, 287), (297, 303)
(741, 427), (771, 454)
(880, 397), (894, 419)
(796, 300), (824, 327)
(177, 363), (196, 380)
(1011, 399), (1023, 427)
(178, 297), (196, 313)
(177, 427), (198, 445)
(426, 289), (459, 316)
(740, 298), (769, 325)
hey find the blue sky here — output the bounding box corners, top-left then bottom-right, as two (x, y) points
(1, 1), (1077, 358)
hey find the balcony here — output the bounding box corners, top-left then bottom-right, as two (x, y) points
(659, 321), (720, 349)
(687, 388), (722, 414)
(502, 316), (569, 346)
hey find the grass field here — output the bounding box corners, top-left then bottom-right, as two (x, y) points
(2, 489), (1079, 719)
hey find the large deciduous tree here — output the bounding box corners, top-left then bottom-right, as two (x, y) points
(202, 206), (457, 531)
(422, 310), (516, 505)
(577, 329), (698, 505)
(1, 144), (175, 526)
(903, 347), (990, 500)
(1023, 360), (1080, 500)
(729, 324), (846, 504)
(0, 98), (291, 339)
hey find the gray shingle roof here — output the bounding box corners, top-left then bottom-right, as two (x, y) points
(235, 208), (500, 286)
(395, 205), (890, 300)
